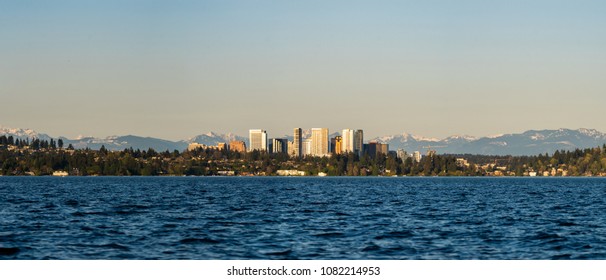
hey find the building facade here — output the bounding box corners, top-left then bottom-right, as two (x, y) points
(342, 129), (354, 153)
(229, 140), (247, 153)
(248, 129), (267, 151)
(397, 149), (409, 160)
(354, 129), (364, 154)
(330, 136), (343, 155)
(311, 128), (329, 157)
(293, 128), (302, 158)
(365, 141), (389, 158)
(342, 129), (363, 155)
(187, 142), (208, 151)
(302, 138), (312, 156)
(272, 138), (288, 154)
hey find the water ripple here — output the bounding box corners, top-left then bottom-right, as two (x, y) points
(1, 177), (606, 259)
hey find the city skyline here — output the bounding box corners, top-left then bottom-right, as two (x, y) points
(2, 1), (606, 141)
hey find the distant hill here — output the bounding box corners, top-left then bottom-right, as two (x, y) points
(371, 128), (606, 156)
(0, 126), (52, 141)
(3, 125), (606, 155)
(188, 132), (247, 147)
(62, 135), (188, 152)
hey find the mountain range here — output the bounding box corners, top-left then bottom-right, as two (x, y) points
(2, 125), (606, 156)
(370, 128), (606, 156)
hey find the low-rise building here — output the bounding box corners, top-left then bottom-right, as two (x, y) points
(397, 149), (410, 160)
(276, 170), (306, 176)
(229, 140), (247, 153)
(188, 142), (208, 151)
(413, 151), (422, 163)
(52, 171), (69, 177)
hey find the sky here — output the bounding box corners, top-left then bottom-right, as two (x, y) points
(1, 0), (605, 141)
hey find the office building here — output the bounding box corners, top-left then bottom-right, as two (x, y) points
(342, 129), (354, 153)
(354, 129), (363, 154)
(272, 138), (288, 154)
(330, 136), (343, 155)
(248, 129), (268, 151)
(293, 128), (302, 158)
(365, 141), (389, 158)
(311, 128), (329, 156)
(342, 129), (363, 155)
(302, 138), (312, 156)
(229, 140), (246, 153)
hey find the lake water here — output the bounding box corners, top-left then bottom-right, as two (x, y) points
(1, 177), (606, 259)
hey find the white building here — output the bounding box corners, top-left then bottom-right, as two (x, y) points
(311, 128), (329, 157)
(302, 138), (312, 156)
(397, 149), (409, 160)
(276, 170), (306, 176)
(341, 129), (363, 155)
(413, 151), (422, 163)
(248, 129), (267, 151)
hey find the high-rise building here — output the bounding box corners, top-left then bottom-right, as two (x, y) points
(365, 141), (389, 158)
(342, 129), (363, 155)
(342, 129), (354, 153)
(248, 129), (267, 151)
(354, 129), (363, 154)
(293, 128), (302, 158)
(311, 128), (329, 157)
(302, 138), (312, 156)
(272, 138), (288, 154)
(229, 140), (246, 153)
(330, 136), (343, 154)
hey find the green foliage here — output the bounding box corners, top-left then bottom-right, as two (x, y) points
(2, 135), (606, 176)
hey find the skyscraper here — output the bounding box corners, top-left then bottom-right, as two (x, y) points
(330, 136), (343, 155)
(248, 129), (267, 151)
(354, 129), (363, 155)
(272, 138), (288, 154)
(342, 129), (354, 153)
(311, 128), (329, 157)
(342, 129), (363, 155)
(302, 138), (312, 156)
(293, 128), (302, 158)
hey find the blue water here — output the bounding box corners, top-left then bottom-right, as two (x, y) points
(1, 177), (606, 259)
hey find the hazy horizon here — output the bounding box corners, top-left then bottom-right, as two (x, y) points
(2, 123), (605, 142)
(2, 1), (605, 141)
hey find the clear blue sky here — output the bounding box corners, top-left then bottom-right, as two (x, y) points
(2, 0), (605, 140)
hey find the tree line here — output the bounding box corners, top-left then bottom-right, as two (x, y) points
(1, 136), (606, 176)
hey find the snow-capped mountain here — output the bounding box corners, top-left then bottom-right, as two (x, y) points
(188, 132), (247, 146)
(63, 135), (188, 152)
(2, 125), (606, 155)
(0, 126), (52, 141)
(371, 128), (606, 156)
